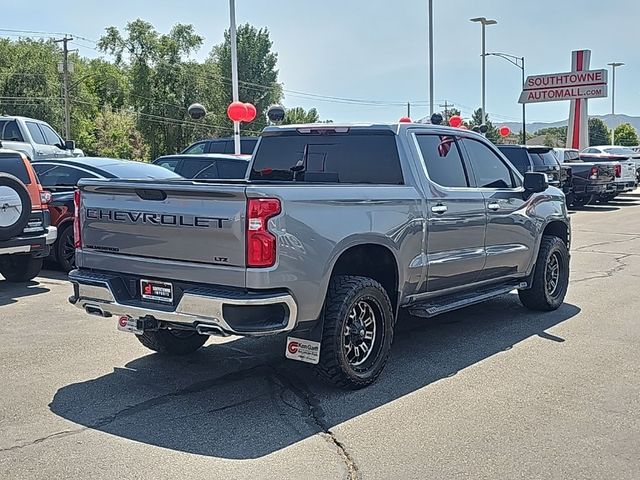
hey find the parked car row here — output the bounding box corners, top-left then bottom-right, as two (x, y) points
(496, 144), (638, 208)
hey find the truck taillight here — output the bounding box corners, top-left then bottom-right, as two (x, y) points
(590, 166), (599, 180)
(73, 189), (81, 249)
(246, 198), (281, 267)
(614, 164), (621, 178)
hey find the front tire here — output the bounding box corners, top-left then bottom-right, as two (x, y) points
(314, 275), (395, 389)
(136, 329), (208, 355)
(0, 255), (43, 282)
(519, 236), (569, 311)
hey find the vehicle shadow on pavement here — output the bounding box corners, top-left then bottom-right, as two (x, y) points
(0, 280), (50, 307)
(50, 294), (580, 459)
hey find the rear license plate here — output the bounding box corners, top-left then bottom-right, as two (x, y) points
(140, 279), (173, 303)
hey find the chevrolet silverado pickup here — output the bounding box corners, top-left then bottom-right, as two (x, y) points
(69, 124), (571, 389)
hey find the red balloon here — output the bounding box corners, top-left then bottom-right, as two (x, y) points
(499, 126), (511, 137)
(244, 103), (257, 122)
(399, 116), (412, 123)
(449, 115), (463, 128)
(227, 101), (247, 122)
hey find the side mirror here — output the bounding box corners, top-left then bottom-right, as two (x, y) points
(524, 172), (548, 193)
(64, 140), (76, 150)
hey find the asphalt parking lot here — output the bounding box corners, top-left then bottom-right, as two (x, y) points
(1, 191), (639, 480)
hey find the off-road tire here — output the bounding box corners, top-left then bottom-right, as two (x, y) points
(314, 275), (395, 389)
(0, 255), (43, 282)
(519, 235), (569, 311)
(136, 329), (208, 355)
(0, 174), (31, 241)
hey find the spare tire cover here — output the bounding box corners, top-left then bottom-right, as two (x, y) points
(0, 173), (32, 242)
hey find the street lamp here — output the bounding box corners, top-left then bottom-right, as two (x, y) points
(470, 17), (497, 126)
(428, 0), (434, 116)
(486, 52), (526, 144)
(608, 62), (624, 145)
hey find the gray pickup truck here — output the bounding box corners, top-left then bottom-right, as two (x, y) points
(69, 124), (571, 389)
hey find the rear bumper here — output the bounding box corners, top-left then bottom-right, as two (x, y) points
(68, 269), (298, 337)
(612, 181), (636, 192)
(0, 227), (56, 256)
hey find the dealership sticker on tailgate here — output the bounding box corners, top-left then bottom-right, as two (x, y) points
(140, 279), (173, 303)
(286, 337), (321, 364)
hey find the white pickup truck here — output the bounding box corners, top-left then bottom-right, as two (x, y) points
(0, 116), (84, 161)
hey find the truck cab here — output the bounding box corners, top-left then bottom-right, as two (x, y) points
(0, 116), (84, 161)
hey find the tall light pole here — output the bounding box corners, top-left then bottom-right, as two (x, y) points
(486, 52), (526, 144)
(470, 17), (497, 126)
(428, 0), (434, 116)
(229, 0), (241, 155)
(608, 62), (624, 145)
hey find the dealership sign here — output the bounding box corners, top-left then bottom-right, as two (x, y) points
(519, 69), (608, 104)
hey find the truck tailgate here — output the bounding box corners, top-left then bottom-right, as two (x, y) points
(79, 180), (247, 268)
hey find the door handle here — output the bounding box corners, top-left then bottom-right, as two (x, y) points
(487, 202), (500, 211)
(431, 204), (448, 214)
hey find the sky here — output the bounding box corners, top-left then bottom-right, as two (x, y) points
(3, 0), (639, 125)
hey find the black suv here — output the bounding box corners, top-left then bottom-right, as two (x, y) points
(181, 137), (258, 155)
(498, 145), (572, 200)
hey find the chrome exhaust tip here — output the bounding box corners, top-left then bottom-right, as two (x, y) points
(195, 323), (228, 337)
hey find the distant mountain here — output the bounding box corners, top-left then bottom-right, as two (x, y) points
(502, 114), (640, 134)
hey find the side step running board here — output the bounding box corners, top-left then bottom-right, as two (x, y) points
(409, 282), (527, 318)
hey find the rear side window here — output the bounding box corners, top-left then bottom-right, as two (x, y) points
(183, 142), (207, 154)
(461, 138), (516, 189)
(194, 163), (219, 180)
(529, 150), (558, 167)
(32, 164), (97, 186)
(565, 150), (580, 162)
(415, 134), (469, 187)
(0, 154), (31, 184)
(0, 120), (24, 142)
(208, 141), (228, 154)
(26, 122), (46, 144)
(250, 132), (404, 184)
(217, 160), (248, 179)
(498, 148), (530, 174)
(155, 158), (180, 171)
(179, 158), (215, 178)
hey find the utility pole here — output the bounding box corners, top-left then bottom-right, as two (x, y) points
(438, 100), (455, 122)
(54, 36), (73, 140)
(229, 0), (241, 155)
(407, 102), (411, 118)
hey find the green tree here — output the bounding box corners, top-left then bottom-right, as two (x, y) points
(281, 107), (320, 124)
(614, 123), (639, 146)
(209, 24), (282, 134)
(588, 117), (610, 146)
(98, 20), (210, 158)
(88, 106), (148, 159)
(535, 126), (567, 147)
(0, 38), (64, 131)
(468, 108), (499, 143)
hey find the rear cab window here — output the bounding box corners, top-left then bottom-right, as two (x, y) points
(250, 129), (404, 184)
(415, 134), (470, 187)
(26, 122), (46, 144)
